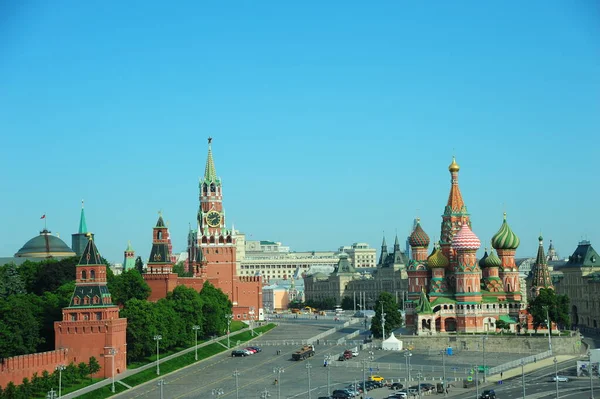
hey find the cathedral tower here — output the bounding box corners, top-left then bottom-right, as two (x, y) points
(529, 235), (554, 299)
(407, 221), (430, 301)
(451, 224), (481, 302)
(55, 236), (127, 378)
(123, 241), (135, 272)
(491, 213), (521, 303)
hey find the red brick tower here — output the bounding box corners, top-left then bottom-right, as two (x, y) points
(491, 213), (521, 303)
(439, 157), (471, 290)
(54, 236), (127, 378)
(197, 138), (241, 305)
(144, 214), (178, 301)
(451, 224), (482, 302)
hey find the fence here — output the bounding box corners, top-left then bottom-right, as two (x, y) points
(487, 349), (552, 375)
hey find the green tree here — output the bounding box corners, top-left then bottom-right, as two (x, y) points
(172, 261), (193, 277)
(370, 292), (402, 338)
(495, 319), (510, 332)
(0, 263), (25, 298)
(3, 382), (16, 399)
(134, 256), (144, 274)
(120, 299), (161, 361)
(199, 281), (232, 337)
(28, 257), (78, 295)
(341, 296), (354, 310)
(108, 269), (151, 306)
(288, 300), (304, 310)
(527, 288), (570, 332)
(77, 362), (89, 380)
(19, 377), (32, 398)
(166, 285), (204, 344)
(0, 294), (44, 358)
(88, 356), (101, 379)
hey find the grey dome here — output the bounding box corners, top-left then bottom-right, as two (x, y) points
(15, 229), (76, 258)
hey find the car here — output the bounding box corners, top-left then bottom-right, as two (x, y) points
(388, 393), (407, 399)
(370, 375), (384, 382)
(389, 382), (404, 390)
(351, 349), (359, 357)
(332, 390), (352, 398)
(247, 346), (262, 353)
(552, 375), (569, 382)
(244, 347), (258, 354)
(480, 389), (496, 399)
(419, 383), (435, 392)
(231, 350), (248, 357)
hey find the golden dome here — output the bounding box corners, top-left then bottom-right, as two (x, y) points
(448, 156), (460, 172)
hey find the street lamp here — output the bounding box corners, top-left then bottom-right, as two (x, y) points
(55, 365), (65, 398)
(544, 305), (553, 354)
(212, 388), (224, 399)
(475, 365), (479, 399)
(482, 336), (488, 382)
(46, 389), (57, 399)
(260, 388), (271, 399)
(368, 351), (375, 377)
(273, 366), (284, 399)
(249, 307), (255, 336)
(324, 355), (332, 395)
(154, 335), (162, 375)
(381, 303), (387, 340)
(440, 349), (447, 398)
(416, 372), (423, 399)
(233, 369), (240, 399)
(306, 361), (313, 399)
(157, 379), (166, 399)
(404, 351), (412, 384)
(589, 354), (595, 399)
(520, 359), (526, 399)
(192, 325), (201, 360)
(226, 314), (234, 348)
(553, 357), (559, 399)
(108, 348), (117, 393)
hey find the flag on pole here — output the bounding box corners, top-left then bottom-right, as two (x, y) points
(40, 214), (46, 219)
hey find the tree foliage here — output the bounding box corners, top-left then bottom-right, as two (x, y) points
(172, 261), (193, 277)
(107, 269), (151, 306)
(0, 294), (44, 358)
(527, 288), (570, 332)
(134, 256), (144, 274)
(19, 257), (78, 295)
(370, 292), (402, 338)
(0, 263), (25, 298)
(305, 297), (337, 310)
(341, 296), (354, 310)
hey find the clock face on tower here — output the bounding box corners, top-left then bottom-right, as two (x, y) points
(206, 211), (221, 227)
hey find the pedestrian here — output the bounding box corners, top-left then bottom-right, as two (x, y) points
(534, 357), (537, 363)
(500, 372), (503, 379)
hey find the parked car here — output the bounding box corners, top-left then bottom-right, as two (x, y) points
(419, 383), (435, 392)
(552, 375), (569, 382)
(332, 389), (352, 398)
(231, 350), (248, 357)
(351, 349), (359, 357)
(389, 382), (404, 390)
(480, 389), (496, 399)
(388, 392), (407, 399)
(247, 346), (262, 353)
(244, 347), (257, 354)
(370, 375), (384, 382)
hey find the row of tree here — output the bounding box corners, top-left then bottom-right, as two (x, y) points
(0, 357), (100, 399)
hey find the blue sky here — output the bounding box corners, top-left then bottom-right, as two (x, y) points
(1, 1), (598, 263)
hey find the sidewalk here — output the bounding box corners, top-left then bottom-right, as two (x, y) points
(486, 355), (577, 383)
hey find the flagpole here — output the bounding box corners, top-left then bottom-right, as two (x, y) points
(45, 213), (47, 230)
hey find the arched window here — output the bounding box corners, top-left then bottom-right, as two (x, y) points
(90, 269), (96, 280)
(210, 183), (216, 192)
(74, 297), (80, 305)
(157, 231), (163, 240)
(84, 296), (90, 305)
(81, 270), (87, 280)
(203, 184), (208, 195)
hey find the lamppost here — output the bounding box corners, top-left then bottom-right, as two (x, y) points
(440, 349), (447, 398)
(108, 347), (117, 393)
(416, 372), (422, 399)
(154, 335), (162, 375)
(475, 365), (479, 399)
(381, 303), (387, 340)
(233, 369), (240, 399)
(404, 351), (412, 383)
(368, 351), (375, 377)
(157, 379), (166, 399)
(544, 306), (553, 354)
(362, 357), (368, 389)
(226, 314), (234, 348)
(306, 361), (313, 399)
(520, 359), (526, 399)
(46, 389), (57, 399)
(589, 354), (595, 399)
(212, 388), (224, 399)
(55, 365), (65, 398)
(482, 336), (488, 382)
(553, 357), (559, 399)
(324, 355), (332, 394)
(249, 307), (255, 336)
(273, 366), (284, 399)
(192, 325), (201, 360)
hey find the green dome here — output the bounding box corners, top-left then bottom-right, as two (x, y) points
(491, 213), (520, 250)
(483, 250), (502, 268)
(478, 250), (489, 268)
(15, 229), (76, 258)
(427, 246), (449, 268)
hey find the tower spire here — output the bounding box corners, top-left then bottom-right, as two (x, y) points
(530, 235), (554, 299)
(78, 199), (88, 234)
(204, 137), (217, 182)
(446, 157), (465, 212)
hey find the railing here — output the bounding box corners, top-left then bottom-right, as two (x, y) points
(487, 349), (552, 375)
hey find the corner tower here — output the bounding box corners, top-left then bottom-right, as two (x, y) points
(123, 241), (135, 271)
(72, 200), (94, 257)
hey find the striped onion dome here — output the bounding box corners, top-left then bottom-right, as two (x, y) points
(491, 213), (520, 250)
(427, 246), (449, 268)
(409, 219), (430, 247)
(478, 249), (489, 268)
(451, 224), (481, 251)
(483, 249), (502, 268)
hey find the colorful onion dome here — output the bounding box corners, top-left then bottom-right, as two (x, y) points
(409, 219), (430, 247)
(491, 213), (520, 250)
(448, 156), (460, 172)
(479, 249), (489, 268)
(451, 224), (480, 251)
(427, 246), (449, 268)
(484, 249), (502, 268)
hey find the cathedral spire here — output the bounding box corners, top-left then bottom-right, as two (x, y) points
(378, 234), (388, 266)
(79, 200), (88, 234)
(204, 137), (218, 183)
(446, 157), (465, 213)
(530, 235), (554, 299)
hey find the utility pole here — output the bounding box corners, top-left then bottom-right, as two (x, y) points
(381, 303), (386, 340)
(233, 369), (240, 399)
(226, 314), (233, 348)
(441, 350), (447, 398)
(482, 336), (488, 383)
(306, 362), (313, 399)
(55, 365), (65, 398)
(154, 335), (162, 375)
(545, 306), (553, 354)
(108, 348), (117, 393)
(553, 357), (559, 399)
(521, 359), (526, 399)
(590, 356), (595, 399)
(404, 351), (412, 383)
(193, 325), (201, 360)
(416, 372), (423, 399)
(324, 355), (332, 395)
(475, 365), (479, 399)
(273, 367), (284, 399)
(157, 379), (165, 399)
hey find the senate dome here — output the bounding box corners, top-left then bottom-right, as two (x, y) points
(14, 229), (76, 258)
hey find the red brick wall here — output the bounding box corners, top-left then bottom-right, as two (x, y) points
(0, 349), (69, 388)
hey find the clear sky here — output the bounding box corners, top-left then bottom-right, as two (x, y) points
(1, 1), (599, 264)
